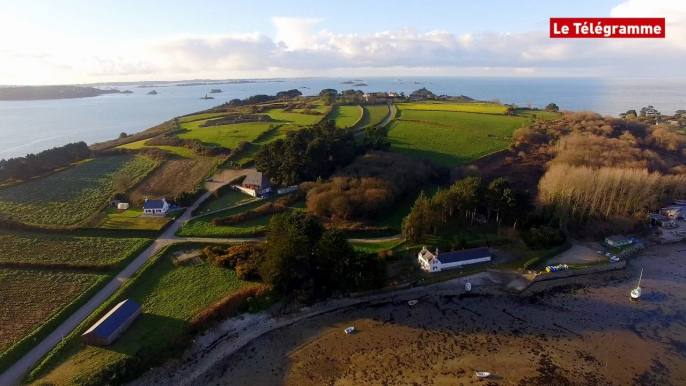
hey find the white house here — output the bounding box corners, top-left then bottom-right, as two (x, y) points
(418, 246), (491, 273)
(239, 171), (272, 197)
(143, 198), (169, 215)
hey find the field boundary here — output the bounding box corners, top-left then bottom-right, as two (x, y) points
(350, 105), (365, 129)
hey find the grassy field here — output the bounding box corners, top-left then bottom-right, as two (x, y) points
(178, 121), (275, 149)
(351, 240), (404, 254)
(178, 195), (287, 237)
(398, 109), (530, 138)
(513, 109), (561, 121)
(387, 120), (510, 166)
(118, 140), (196, 158)
(0, 269), (104, 355)
(398, 101), (508, 114)
(357, 105), (390, 128)
(0, 233), (150, 268)
(264, 108), (326, 126)
(96, 216), (170, 231)
(196, 189), (257, 214)
(177, 112), (231, 124)
(0, 156), (156, 226)
(32, 246), (258, 386)
(128, 158), (216, 204)
(328, 105), (363, 128)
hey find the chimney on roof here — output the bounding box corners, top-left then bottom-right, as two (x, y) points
(435, 248), (438, 256)
(144, 196), (148, 202)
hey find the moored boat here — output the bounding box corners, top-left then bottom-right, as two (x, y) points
(408, 300), (418, 306)
(344, 327), (354, 334)
(630, 268), (643, 300)
(475, 372), (491, 378)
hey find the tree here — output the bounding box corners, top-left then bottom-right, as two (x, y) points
(401, 191), (432, 242)
(620, 109), (638, 119)
(545, 103), (560, 112)
(640, 105), (660, 117)
(363, 126), (391, 150)
(119, 132), (128, 139)
(113, 174), (132, 192)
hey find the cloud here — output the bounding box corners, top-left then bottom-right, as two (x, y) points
(0, 2), (685, 84)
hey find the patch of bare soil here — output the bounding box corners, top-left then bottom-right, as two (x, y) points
(129, 158), (215, 204)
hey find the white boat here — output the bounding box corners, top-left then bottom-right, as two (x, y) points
(465, 282), (472, 292)
(408, 300), (418, 306)
(475, 372), (491, 378)
(630, 268), (643, 300)
(344, 327), (355, 334)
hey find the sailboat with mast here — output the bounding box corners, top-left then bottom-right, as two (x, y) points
(630, 268), (643, 300)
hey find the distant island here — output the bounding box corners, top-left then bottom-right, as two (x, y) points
(121, 90), (134, 94)
(353, 82), (368, 87)
(0, 86), (121, 101)
(200, 94), (215, 100)
(176, 81), (255, 87)
(147, 90), (158, 95)
(209, 89), (223, 93)
(340, 81), (354, 84)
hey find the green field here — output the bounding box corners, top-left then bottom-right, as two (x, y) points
(118, 139), (196, 158)
(0, 156), (156, 226)
(513, 109), (561, 121)
(177, 112), (231, 124)
(387, 120), (510, 166)
(351, 240), (404, 254)
(0, 269), (104, 355)
(178, 121), (274, 149)
(178, 195), (288, 237)
(32, 246), (257, 385)
(397, 108), (530, 138)
(264, 108), (327, 126)
(399, 101), (508, 114)
(196, 190), (257, 214)
(328, 105), (363, 128)
(0, 233), (150, 268)
(96, 217), (170, 231)
(357, 105), (390, 128)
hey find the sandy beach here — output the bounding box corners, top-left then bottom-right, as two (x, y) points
(135, 243), (686, 386)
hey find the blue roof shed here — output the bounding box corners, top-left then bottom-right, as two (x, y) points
(82, 299), (142, 346)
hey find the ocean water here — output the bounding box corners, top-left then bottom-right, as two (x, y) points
(0, 77), (684, 159)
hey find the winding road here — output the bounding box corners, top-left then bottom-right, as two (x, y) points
(0, 170), (404, 385)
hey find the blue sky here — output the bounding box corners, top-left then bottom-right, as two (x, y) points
(0, 0), (683, 84)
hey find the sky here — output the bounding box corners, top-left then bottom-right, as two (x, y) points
(0, 0), (684, 85)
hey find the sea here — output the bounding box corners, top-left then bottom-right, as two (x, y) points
(1, 76), (684, 159)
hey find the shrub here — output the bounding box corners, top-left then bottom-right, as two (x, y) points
(523, 226), (565, 249)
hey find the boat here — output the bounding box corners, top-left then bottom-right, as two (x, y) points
(408, 300), (418, 306)
(630, 268), (643, 300)
(475, 372), (491, 378)
(344, 327), (355, 334)
(465, 282), (472, 292)
(209, 88), (223, 93)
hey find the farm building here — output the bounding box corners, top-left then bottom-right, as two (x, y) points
(660, 206), (686, 220)
(605, 235), (632, 247)
(239, 171), (272, 197)
(81, 299), (141, 346)
(418, 246), (491, 273)
(117, 202), (130, 210)
(143, 198), (169, 214)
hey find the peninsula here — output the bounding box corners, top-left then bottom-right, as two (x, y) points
(0, 85), (122, 101)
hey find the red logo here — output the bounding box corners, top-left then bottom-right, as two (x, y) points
(550, 18), (665, 38)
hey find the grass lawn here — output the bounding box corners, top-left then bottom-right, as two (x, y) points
(357, 105), (390, 128)
(177, 112), (231, 124)
(0, 233), (150, 268)
(178, 121), (274, 149)
(30, 245), (259, 386)
(328, 105), (363, 128)
(0, 269), (105, 355)
(387, 120), (510, 167)
(397, 108), (530, 138)
(0, 156), (156, 226)
(197, 189), (256, 214)
(399, 101), (508, 114)
(97, 217), (170, 231)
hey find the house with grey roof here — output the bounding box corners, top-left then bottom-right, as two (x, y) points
(418, 246), (491, 273)
(240, 171), (272, 197)
(143, 198), (169, 215)
(81, 299), (141, 346)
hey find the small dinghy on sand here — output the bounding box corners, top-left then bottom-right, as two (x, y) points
(475, 372), (491, 378)
(344, 327), (355, 334)
(408, 300), (418, 306)
(465, 282), (472, 292)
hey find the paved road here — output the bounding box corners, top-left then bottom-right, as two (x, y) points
(379, 103), (396, 127)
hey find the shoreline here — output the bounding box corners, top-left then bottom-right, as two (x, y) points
(131, 242), (686, 386)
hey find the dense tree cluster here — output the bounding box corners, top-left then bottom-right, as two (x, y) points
(223, 89), (302, 107)
(254, 120), (359, 185)
(259, 212), (387, 297)
(301, 151), (435, 220)
(363, 126), (391, 150)
(402, 177), (531, 243)
(522, 226), (565, 249)
(205, 243), (266, 280)
(0, 142), (90, 183)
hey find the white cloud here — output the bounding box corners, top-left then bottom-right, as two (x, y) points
(1, 3), (685, 84)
